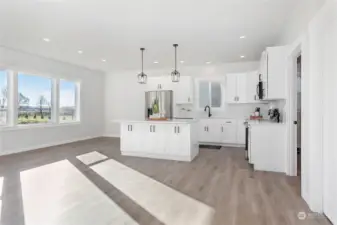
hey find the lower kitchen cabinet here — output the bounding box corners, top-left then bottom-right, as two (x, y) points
(249, 124), (286, 173)
(121, 121), (199, 161)
(198, 119), (243, 145)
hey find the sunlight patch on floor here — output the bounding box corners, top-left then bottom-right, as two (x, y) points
(91, 159), (215, 225)
(20, 160), (139, 225)
(76, 151), (108, 165)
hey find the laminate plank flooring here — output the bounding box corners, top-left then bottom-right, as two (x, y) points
(0, 137), (332, 225)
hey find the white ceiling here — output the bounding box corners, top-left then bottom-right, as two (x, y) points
(0, 0), (295, 73)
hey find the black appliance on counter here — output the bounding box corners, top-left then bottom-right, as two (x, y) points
(268, 108), (281, 123)
(256, 74), (264, 100)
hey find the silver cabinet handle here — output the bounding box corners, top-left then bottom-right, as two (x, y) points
(237, 96), (240, 101)
(130, 125), (132, 131)
(221, 126), (223, 132)
(226, 121), (232, 124)
(188, 97), (190, 102)
(128, 125), (130, 131)
(150, 125), (152, 132)
(177, 126), (180, 133)
(174, 126), (177, 133)
(153, 125), (156, 132)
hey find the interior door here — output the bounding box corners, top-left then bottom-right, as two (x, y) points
(323, 3), (337, 223)
(225, 74), (237, 103)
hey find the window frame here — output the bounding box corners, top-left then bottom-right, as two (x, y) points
(196, 78), (225, 111)
(0, 69), (9, 126)
(0, 68), (81, 130)
(16, 72), (54, 126)
(59, 79), (81, 124)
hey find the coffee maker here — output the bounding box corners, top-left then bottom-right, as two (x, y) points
(268, 108), (281, 123)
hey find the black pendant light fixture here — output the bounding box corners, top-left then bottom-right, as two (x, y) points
(137, 48), (147, 84)
(171, 44), (180, 82)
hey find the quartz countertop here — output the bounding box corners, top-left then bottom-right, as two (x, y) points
(115, 119), (199, 124)
(247, 119), (285, 126)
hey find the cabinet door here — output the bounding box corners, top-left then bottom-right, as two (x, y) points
(166, 124), (190, 156)
(220, 120), (237, 143)
(198, 121), (211, 142)
(236, 73), (247, 103)
(236, 120), (246, 145)
(259, 51), (268, 83)
(172, 76), (193, 104)
(146, 77), (172, 91)
(121, 124), (133, 151)
(266, 47), (287, 99)
(147, 124), (166, 154)
(225, 74), (237, 103)
(246, 71), (259, 103)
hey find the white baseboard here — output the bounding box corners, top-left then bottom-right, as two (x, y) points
(121, 151), (193, 162)
(0, 135), (102, 156)
(103, 133), (120, 138)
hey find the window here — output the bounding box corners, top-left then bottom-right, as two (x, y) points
(0, 70), (8, 125)
(17, 73), (52, 124)
(198, 80), (223, 109)
(59, 80), (78, 123)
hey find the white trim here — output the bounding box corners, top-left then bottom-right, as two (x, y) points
(0, 121), (81, 131)
(286, 41), (302, 176)
(0, 135), (101, 156)
(103, 133), (120, 138)
(121, 151), (196, 162)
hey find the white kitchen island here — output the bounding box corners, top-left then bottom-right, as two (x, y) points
(120, 120), (199, 162)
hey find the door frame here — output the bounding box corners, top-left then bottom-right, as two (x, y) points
(286, 42), (302, 177)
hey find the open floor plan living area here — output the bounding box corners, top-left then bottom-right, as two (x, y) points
(0, 0), (336, 224)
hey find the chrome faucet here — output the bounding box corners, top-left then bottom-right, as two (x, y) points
(204, 105), (212, 118)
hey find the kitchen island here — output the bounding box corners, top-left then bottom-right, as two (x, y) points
(120, 120), (199, 162)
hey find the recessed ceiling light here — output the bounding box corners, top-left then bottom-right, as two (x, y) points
(240, 36), (246, 39)
(206, 61), (212, 64)
(78, 50), (83, 54)
(101, 59), (106, 62)
(153, 61), (159, 64)
(180, 60), (184, 63)
(241, 55), (245, 58)
(43, 38), (50, 42)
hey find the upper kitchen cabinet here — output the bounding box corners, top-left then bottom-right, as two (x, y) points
(146, 77), (172, 91)
(171, 76), (194, 104)
(259, 46), (288, 100)
(225, 73), (247, 104)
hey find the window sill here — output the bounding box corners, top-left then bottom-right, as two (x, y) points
(0, 121), (81, 131)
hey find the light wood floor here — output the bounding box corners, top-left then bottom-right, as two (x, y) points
(0, 137), (331, 225)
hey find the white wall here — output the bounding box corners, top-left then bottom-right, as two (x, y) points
(0, 46), (105, 155)
(104, 61), (271, 137)
(278, 0), (327, 44)
(282, 0), (337, 220)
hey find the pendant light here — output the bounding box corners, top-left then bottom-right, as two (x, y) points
(137, 48), (147, 84)
(171, 44), (180, 82)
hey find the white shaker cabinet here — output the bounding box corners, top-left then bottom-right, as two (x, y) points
(198, 119), (221, 143)
(146, 77), (172, 91)
(246, 71), (260, 103)
(172, 76), (194, 104)
(249, 124), (286, 173)
(219, 120), (237, 143)
(259, 46), (288, 100)
(225, 73), (247, 104)
(121, 121), (199, 162)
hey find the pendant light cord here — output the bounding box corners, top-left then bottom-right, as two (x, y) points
(173, 44), (178, 70)
(141, 48), (145, 73)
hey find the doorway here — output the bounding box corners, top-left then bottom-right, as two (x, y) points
(296, 55), (302, 176)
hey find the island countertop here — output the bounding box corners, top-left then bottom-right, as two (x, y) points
(114, 119), (199, 124)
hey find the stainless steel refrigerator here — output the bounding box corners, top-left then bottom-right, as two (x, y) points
(145, 90), (173, 120)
